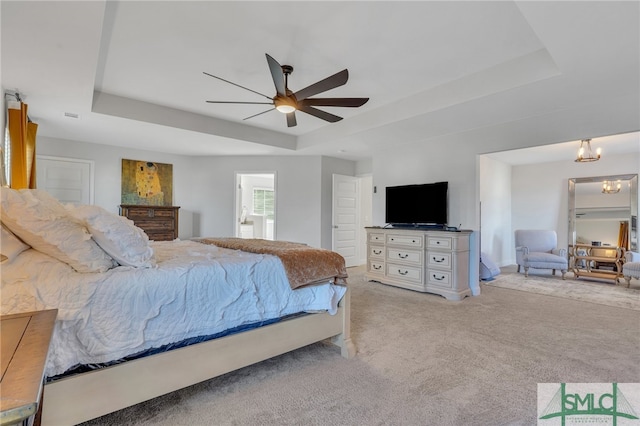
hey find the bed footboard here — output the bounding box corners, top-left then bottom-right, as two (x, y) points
(41, 289), (354, 425)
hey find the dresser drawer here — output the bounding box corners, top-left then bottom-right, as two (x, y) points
(132, 219), (174, 232)
(368, 260), (385, 274)
(120, 205), (180, 242)
(146, 231), (176, 241)
(428, 252), (452, 269)
(123, 207), (176, 219)
(387, 234), (423, 248)
(369, 233), (385, 243)
(387, 248), (422, 265)
(387, 263), (422, 283)
(427, 270), (452, 287)
(369, 246), (385, 258)
(428, 237), (452, 250)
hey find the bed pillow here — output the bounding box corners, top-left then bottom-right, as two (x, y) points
(1, 222), (30, 263)
(0, 188), (115, 272)
(66, 204), (155, 268)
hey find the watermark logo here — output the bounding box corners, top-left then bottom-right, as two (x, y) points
(538, 383), (640, 425)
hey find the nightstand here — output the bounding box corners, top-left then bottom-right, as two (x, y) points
(1, 309), (57, 426)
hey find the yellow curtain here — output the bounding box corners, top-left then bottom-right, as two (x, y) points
(7, 102), (38, 189)
(618, 221), (629, 250)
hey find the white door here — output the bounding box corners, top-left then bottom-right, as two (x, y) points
(332, 174), (360, 267)
(36, 156), (94, 204)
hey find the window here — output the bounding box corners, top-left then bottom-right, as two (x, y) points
(253, 188), (274, 220)
(2, 126), (9, 186)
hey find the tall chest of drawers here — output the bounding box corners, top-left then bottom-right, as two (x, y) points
(119, 205), (180, 241)
(365, 227), (473, 301)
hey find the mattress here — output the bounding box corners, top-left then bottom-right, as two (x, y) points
(1, 240), (347, 377)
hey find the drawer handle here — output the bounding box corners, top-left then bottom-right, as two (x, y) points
(412, 239), (416, 243)
(436, 241), (441, 245)
(373, 249), (382, 255)
(433, 257), (445, 263)
(433, 274), (445, 281)
(398, 269), (409, 276)
(147, 210), (155, 218)
(398, 253), (409, 259)
(373, 265), (382, 270)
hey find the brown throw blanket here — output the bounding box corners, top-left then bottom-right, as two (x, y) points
(196, 238), (348, 290)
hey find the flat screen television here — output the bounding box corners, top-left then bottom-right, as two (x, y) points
(385, 182), (448, 226)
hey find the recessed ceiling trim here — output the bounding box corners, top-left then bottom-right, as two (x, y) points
(91, 91), (297, 150)
(298, 48), (561, 150)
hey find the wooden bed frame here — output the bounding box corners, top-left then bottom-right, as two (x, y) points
(41, 290), (354, 425)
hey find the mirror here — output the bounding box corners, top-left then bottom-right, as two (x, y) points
(568, 174), (638, 252)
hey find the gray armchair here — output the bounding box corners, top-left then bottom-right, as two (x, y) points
(623, 251), (640, 287)
(515, 229), (568, 279)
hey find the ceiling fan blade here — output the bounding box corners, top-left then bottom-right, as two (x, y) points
(293, 69), (349, 101)
(299, 97), (369, 108)
(206, 101), (273, 105)
(265, 54), (286, 97)
(297, 105), (343, 123)
(203, 72), (272, 100)
(286, 111), (297, 127)
(243, 108), (275, 121)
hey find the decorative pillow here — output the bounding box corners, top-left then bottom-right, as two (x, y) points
(1, 222), (30, 263)
(66, 204), (155, 268)
(0, 188), (115, 273)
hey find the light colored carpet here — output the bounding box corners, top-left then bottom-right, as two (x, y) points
(80, 266), (640, 426)
(484, 266), (640, 311)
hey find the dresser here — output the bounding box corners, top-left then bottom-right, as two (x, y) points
(119, 205), (180, 241)
(1, 309), (57, 426)
(365, 227), (473, 301)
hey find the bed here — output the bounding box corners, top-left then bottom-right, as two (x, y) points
(0, 188), (354, 425)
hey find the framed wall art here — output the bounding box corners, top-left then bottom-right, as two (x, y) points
(121, 159), (173, 206)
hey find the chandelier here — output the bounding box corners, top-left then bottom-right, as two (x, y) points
(602, 180), (621, 194)
(575, 139), (601, 162)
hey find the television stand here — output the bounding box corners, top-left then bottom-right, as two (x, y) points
(365, 227), (474, 301)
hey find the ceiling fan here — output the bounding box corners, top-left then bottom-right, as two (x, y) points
(204, 54), (369, 128)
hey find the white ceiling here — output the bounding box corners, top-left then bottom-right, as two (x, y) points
(1, 1), (639, 162)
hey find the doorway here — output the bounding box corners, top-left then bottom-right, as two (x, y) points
(235, 172), (276, 240)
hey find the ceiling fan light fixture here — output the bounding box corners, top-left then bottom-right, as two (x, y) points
(274, 96), (296, 114)
(275, 104), (296, 114)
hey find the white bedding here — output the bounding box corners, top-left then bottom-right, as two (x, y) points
(1, 240), (347, 377)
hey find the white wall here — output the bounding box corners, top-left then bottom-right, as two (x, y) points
(479, 156), (511, 265)
(36, 136), (348, 248)
(189, 155), (324, 247)
(359, 175), (373, 265)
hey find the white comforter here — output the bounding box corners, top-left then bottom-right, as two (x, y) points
(1, 240), (346, 377)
